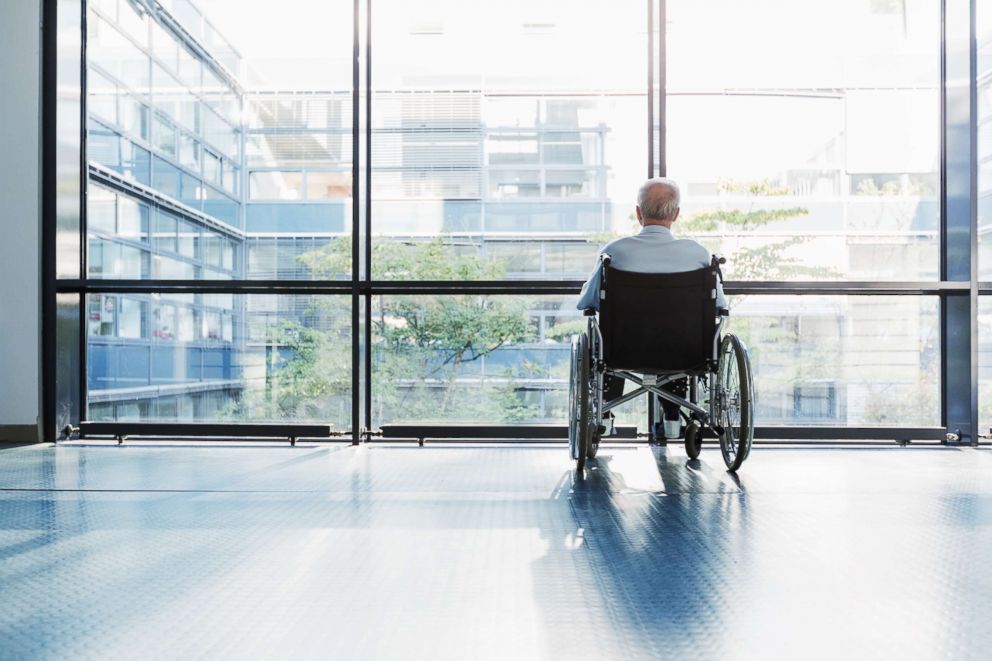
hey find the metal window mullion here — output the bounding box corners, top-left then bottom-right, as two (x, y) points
(79, 0), (90, 426)
(364, 0), (373, 438)
(647, 0), (654, 177)
(940, 0), (980, 445)
(351, 0), (361, 445)
(657, 0), (667, 178)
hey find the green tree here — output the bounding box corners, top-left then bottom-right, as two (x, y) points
(227, 237), (539, 426)
(675, 180), (838, 424)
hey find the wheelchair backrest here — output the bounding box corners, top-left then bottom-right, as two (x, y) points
(599, 265), (719, 372)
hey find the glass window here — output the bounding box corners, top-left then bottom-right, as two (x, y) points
(151, 20), (180, 73)
(87, 295), (351, 425)
(250, 171), (304, 200)
(118, 196), (148, 241)
(89, 242), (143, 279)
(372, 0), (647, 280)
(121, 141), (151, 185)
(488, 170), (540, 198)
(153, 210), (178, 252)
(179, 133), (199, 170)
(203, 149), (221, 185)
(152, 156), (181, 199)
(545, 169), (598, 198)
(119, 95), (149, 140)
(372, 294), (939, 428)
(119, 297), (145, 339)
(979, 0), (992, 278)
(223, 162), (238, 195)
(981, 298), (992, 433)
(151, 255), (194, 279)
(152, 114), (177, 156)
(88, 185), (117, 234)
(117, 0), (149, 48)
(372, 294), (645, 425)
(178, 220), (200, 258)
(486, 134), (539, 165)
(88, 68), (117, 123)
(667, 0), (940, 281)
(305, 172), (351, 199)
(88, 125), (120, 169)
(87, 295), (115, 337)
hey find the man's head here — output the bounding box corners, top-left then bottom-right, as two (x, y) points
(636, 177), (681, 227)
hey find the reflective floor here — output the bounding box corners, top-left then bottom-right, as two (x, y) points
(0, 443), (990, 660)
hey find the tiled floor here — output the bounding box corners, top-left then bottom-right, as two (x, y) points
(0, 442), (990, 660)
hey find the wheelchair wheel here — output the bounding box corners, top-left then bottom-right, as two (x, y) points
(587, 428), (600, 460)
(568, 333), (592, 470)
(715, 334), (754, 472)
(684, 419), (702, 460)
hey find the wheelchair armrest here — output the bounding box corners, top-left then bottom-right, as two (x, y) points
(583, 308), (597, 317)
(718, 307), (730, 317)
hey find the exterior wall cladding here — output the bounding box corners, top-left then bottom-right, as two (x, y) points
(83, 0), (968, 429)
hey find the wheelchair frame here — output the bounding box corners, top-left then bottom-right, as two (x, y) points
(571, 253), (754, 472)
(588, 307), (726, 427)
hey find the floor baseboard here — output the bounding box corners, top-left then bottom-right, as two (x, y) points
(0, 424), (41, 443)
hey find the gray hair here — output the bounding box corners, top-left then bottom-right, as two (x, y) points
(637, 177), (681, 221)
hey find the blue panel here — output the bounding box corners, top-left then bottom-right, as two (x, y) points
(150, 346), (175, 383)
(202, 348), (231, 380)
(185, 347), (202, 381)
(118, 345), (150, 388)
(179, 173), (201, 210)
(87, 128), (120, 170)
(246, 203), (346, 233)
(152, 157), (181, 200)
(89, 343), (153, 390)
(481, 202), (609, 232)
(87, 343), (110, 390)
(203, 195), (240, 228)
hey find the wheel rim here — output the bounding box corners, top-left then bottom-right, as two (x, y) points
(568, 338), (580, 460)
(568, 335), (590, 465)
(719, 340), (743, 464)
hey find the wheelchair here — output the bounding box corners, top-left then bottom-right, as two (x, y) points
(569, 254), (755, 472)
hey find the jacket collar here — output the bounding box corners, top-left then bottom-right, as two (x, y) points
(638, 224), (674, 236)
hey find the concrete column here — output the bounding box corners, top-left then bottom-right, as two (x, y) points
(0, 1), (42, 443)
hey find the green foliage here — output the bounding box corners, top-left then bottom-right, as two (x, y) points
(227, 237), (540, 425)
(678, 179), (837, 281)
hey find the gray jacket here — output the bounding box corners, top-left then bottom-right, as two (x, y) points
(576, 225), (728, 311)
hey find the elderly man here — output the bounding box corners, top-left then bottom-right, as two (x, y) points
(577, 177), (727, 440)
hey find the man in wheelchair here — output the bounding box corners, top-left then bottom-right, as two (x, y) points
(570, 178), (754, 472)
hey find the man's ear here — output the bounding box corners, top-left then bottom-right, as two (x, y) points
(672, 208), (681, 222)
(635, 206), (644, 225)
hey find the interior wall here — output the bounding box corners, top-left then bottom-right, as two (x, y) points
(0, 0), (42, 442)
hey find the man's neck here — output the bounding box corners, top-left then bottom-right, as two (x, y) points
(641, 221), (674, 231)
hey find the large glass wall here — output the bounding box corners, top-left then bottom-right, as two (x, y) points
(668, 0), (940, 281)
(84, 0), (352, 422)
(87, 293), (351, 425)
(979, 0), (990, 434)
(371, 0), (648, 281)
(981, 299), (992, 433)
(980, 0), (991, 278)
(371, 294), (939, 427)
(58, 0), (980, 436)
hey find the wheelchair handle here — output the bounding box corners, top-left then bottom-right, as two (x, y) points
(711, 254), (726, 284)
(600, 253), (612, 268)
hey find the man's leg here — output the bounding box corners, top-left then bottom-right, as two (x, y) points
(657, 377), (687, 439)
(601, 373), (624, 435)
